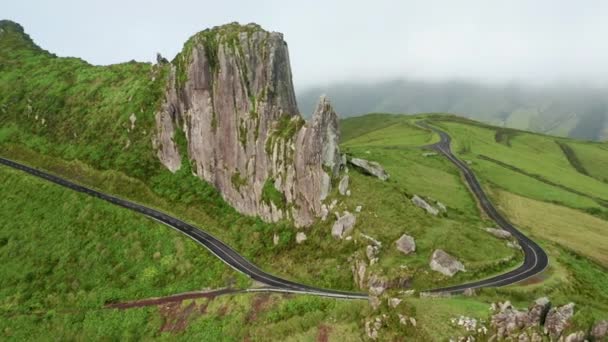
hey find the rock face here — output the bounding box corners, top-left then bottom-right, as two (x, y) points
(349, 158), (389, 181)
(331, 212), (356, 239)
(429, 249), (465, 276)
(527, 297), (551, 326)
(395, 234), (416, 255)
(545, 303), (575, 339)
(153, 23), (342, 227)
(485, 227), (512, 239)
(411, 195), (439, 216)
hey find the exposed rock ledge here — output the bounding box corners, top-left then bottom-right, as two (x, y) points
(153, 23), (342, 227)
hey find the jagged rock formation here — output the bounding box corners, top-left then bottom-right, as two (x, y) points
(153, 23), (342, 226)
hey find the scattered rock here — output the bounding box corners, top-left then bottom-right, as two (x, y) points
(352, 259), (367, 290)
(436, 201), (447, 212)
(355, 205), (362, 212)
(409, 317), (417, 327)
(388, 297), (402, 308)
(544, 303), (575, 339)
(329, 199), (338, 210)
(485, 227), (512, 239)
(338, 175), (349, 195)
(331, 212), (356, 239)
(368, 295), (381, 311)
(346, 190), (351, 196)
(430, 249), (465, 276)
(366, 245), (379, 265)
(367, 274), (388, 296)
(563, 331), (585, 342)
(506, 241), (522, 250)
(273, 233), (279, 246)
(320, 204), (329, 221)
(591, 320), (608, 340)
(411, 195), (439, 216)
(463, 288), (477, 297)
(129, 113), (137, 130)
(295, 232), (307, 244)
(360, 233), (382, 247)
(349, 158), (389, 181)
(365, 317), (383, 340)
(395, 234), (416, 255)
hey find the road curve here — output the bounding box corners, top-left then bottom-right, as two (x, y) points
(418, 122), (549, 294)
(0, 156), (368, 300)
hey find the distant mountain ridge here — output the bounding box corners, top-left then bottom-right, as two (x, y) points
(297, 80), (608, 141)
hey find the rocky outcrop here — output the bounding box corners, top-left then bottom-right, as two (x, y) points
(545, 303), (575, 339)
(395, 234), (416, 255)
(331, 212), (356, 239)
(485, 227), (512, 239)
(352, 258), (367, 290)
(429, 249), (465, 276)
(527, 297), (551, 326)
(411, 195), (439, 216)
(349, 158), (389, 181)
(153, 23), (342, 227)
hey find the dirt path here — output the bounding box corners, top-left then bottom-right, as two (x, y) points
(105, 288), (237, 309)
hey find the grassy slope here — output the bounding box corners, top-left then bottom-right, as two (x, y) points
(0, 165), (250, 339)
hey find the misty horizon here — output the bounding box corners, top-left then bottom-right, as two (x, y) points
(4, 0), (608, 90)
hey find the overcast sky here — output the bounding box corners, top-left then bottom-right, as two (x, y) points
(4, 0), (608, 90)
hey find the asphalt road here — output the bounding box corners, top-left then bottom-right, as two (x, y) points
(1, 128), (548, 298)
(0, 156), (368, 300)
(418, 122), (549, 293)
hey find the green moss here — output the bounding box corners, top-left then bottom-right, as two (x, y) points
(231, 171), (248, 190)
(261, 178), (286, 210)
(265, 115), (305, 154)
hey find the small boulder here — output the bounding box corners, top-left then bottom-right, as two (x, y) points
(436, 201), (447, 212)
(591, 320), (608, 341)
(349, 158), (389, 181)
(545, 303), (575, 339)
(331, 212), (356, 239)
(367, 274), (388, 296)
(563, 331), (585, 342)
(395, 234), (416, 255)
(273, 233), (279, 246)
(338, 175), (349, 195)
(388, 297), (402, 308)
(368, 295), (381, 310)
(295, 232), (307, 244)
(320, 204), (329, 221)
(429, 249), (465, 276)
(485, 227), (512, 239)
(411, 195), (439, 216)
(355, 205), (362, 212)
(352, 259), (367, 290)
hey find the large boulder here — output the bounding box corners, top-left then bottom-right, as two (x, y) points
(349, 158), (389, 181)
(429, 249), (465, 276)
(544, 303), (575, 339)
(395, 234), (416, 255)
(485, 227), (512, 239)
(411, 195), (439, 216)
(331, 212), (356, 239)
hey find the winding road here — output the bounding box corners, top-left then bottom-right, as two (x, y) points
(419, 122), (549, 293)
(0, 123), (547, 298)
